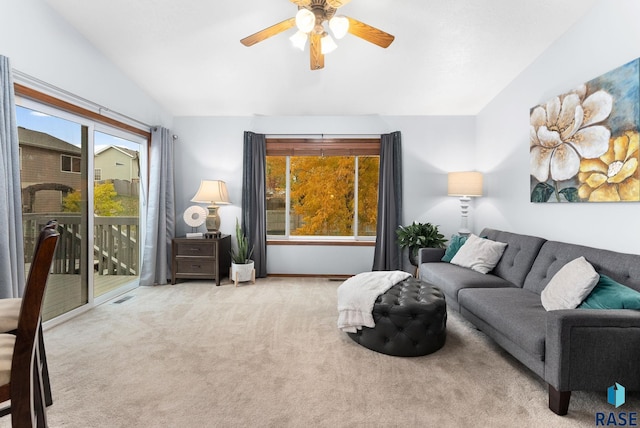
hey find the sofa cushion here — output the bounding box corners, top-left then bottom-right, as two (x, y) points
(479, 228), (546, 287)
(450, 234), (508, 274)
(419, 262), (515, 303)
(579, 274), (640, 309)
(458, 287), (547, 361)
(441, 234), (468, 262)
(540, 256), (599, 311)
(523, 240), (640, 295)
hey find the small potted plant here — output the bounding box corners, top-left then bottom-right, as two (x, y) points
(396, 222), (447, 266)
(231, 219), (255, 285)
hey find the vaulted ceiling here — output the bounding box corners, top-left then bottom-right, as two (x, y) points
(43, 0), (597, 116)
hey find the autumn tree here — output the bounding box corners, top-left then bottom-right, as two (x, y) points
(357, 156), (380, 236)
(62, 182), (124, 216)
(94, 183), (124, 216)
(266, 157), (287, 201)
(62, 190), (82, 213)
(283, 156), (379, 236)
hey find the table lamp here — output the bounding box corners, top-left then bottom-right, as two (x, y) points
(191, 180), (231, 234)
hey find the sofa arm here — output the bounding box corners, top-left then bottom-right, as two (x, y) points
(545, 309), (640, 392)
(418, 247), (446, 264)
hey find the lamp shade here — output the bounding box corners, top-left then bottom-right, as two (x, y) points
(329, 15), (349, 39)
(295, 9), (315, 33)
(191, 180), (231, 204)
(321, 33), (337, 54)
(447, 171), (483, 197)
(290, 30), (308, 51)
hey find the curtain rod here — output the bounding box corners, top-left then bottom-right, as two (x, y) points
(12, 69), (151, 131)
(265, 133), (382, 138)
(151, 127), (178, 140)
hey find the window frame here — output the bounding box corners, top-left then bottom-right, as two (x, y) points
(61, 154), (82, 173)
(266, 137), (380, 243)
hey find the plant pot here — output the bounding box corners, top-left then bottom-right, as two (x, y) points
(231, 260), (255, 286)
(409, 247), (420, 267)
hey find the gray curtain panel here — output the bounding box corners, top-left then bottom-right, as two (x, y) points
(140, 127), (175, 285)
(0, 56), (26, 297)
(372, 131), (403, 271)
(242, 131), (267, 278)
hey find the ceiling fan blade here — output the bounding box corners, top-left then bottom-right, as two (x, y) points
(240, 17), (296, 47)
(309, 33), (324, 70)
(290, 0), (311, 6)
(326, 0), (352, 7)
(346, 17), (395, 48)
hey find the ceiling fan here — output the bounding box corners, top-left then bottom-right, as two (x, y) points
(240, 0), (395, 70)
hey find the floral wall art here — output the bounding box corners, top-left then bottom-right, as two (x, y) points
(530, 58), (639, 202)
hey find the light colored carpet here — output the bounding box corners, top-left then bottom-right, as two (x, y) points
(2, 277), (637, 427)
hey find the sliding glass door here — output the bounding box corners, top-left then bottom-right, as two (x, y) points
(93, 130), (144, 301)
(16, 100), (146, 320)
(17, 104), (89, 321)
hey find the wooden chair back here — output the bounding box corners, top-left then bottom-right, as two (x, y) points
(11, 222), (59, 426)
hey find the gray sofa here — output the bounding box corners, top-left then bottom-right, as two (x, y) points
(418, 228), (640, 415)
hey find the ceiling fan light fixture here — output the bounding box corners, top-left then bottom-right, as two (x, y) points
(295, 9), (316, 33)
(321, 33), (338, 54)
(240, 0), (395, 70)
(329, 15), (349, 39)
(289, 30), (308, 51)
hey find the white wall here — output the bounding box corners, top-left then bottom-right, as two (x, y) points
(476, 0), (640, 254)
(14, 0), (633, 274)
(0, 0), (477, 276)
(0, 0), (170, 127)
(172, 115), (476, 275)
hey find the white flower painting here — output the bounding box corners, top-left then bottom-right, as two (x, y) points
(530, 59), (640, 202)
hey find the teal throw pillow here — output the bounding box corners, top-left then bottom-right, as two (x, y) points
(579, 274), (640, 310)
(441, 234), (468, 262)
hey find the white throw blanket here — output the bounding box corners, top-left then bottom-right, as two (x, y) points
(337, 271), (412, 333)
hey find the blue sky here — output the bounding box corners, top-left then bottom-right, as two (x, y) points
(16, 105), (140, 151)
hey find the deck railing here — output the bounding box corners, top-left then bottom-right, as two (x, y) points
(23, 213), (139, 276)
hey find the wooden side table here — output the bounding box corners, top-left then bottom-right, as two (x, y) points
(171, 235), (231, 286)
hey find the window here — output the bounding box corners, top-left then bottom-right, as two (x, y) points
(61, 154), (81, 173)
(94, 168), (102, 181)
(266, 138), (380, 239)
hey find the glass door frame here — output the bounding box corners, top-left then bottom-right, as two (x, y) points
(16, 96), (148, 327)
(93, 124), (147, 306)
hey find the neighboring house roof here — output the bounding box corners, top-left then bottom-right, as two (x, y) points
(95, 145), (138, 158)
(18, 127), (81, 155)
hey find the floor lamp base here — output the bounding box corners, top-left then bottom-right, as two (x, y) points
(458, 196), (471, 236)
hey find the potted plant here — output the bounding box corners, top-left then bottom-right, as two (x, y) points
(396, 222), (447, 266)
(231, 219), (255, 285)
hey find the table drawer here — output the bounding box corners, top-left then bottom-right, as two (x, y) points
(171, 235), (230, 285)
(175, 258), (215, 275)
(175, 241), (217, 258)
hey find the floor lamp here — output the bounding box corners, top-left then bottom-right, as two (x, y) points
(448, 171), (483, 236)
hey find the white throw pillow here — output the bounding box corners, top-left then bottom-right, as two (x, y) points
(540, 257), (599, 311)
(449, 234), (508, 274)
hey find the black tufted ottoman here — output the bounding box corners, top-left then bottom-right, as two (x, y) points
(347, 277), (447, 357)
